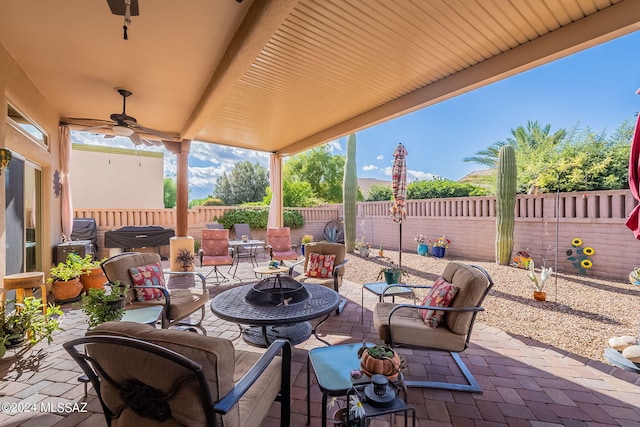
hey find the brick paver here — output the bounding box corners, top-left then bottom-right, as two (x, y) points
(0, 252), (638, 426)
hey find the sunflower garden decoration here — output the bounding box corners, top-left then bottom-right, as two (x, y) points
(566, 238), (595, 275)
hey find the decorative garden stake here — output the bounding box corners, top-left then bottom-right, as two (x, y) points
(495, 145), (516, 265)
(343, 134), (357, 253)
(566, 237), (595, 275)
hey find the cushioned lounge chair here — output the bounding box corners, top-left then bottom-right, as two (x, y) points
(101, 252), (209, 333)
(64, 321), (291, 426)
(373, 262), (494, 392)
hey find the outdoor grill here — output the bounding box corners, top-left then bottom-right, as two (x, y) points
(245, 276), (309, 307)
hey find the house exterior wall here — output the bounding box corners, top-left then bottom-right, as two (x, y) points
(71, 144), (164, 209)
(1, 43), (61, 278)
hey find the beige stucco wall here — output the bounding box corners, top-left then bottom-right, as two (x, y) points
(71, 144), (164, 209)
(1, 43), (61, 277)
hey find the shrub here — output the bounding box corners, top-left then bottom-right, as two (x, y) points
(217, 208), (304, 229)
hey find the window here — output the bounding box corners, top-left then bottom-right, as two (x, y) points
(6, 103), (48, 147)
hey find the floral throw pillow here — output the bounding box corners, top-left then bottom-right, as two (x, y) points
(128, 262), (166, 301)
(420, 277), (458, 328)
(305, 253), (336, 279)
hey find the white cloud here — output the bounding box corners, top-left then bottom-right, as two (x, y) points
(362, 164), (378, 171)
(325, 139), (343, 153)
(382, 166), (392, 176)
(376, 155), (384, 160)
(408, 169), (436, 181)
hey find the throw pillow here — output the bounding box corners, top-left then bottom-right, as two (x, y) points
(305, 253), (336, 279)
(420, 277), (458, 328)
(128, 262), (166, 301)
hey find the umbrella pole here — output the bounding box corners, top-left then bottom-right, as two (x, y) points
(399, 221), (402, 283)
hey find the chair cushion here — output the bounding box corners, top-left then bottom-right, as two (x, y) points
(102, 252), (162, 302)
(126, 288), (208, 321)
(271, 250), (298, 261)
(373, 303), (468, 352)
(201, 255), (234, 266)
(306, 253), (335, 278)
(442, 262), (489, 334)
(128, 262), (166, 301)
(302, 242), (346, 277)
(420, 277), (457, 327)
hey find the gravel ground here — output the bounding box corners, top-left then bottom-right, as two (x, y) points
(343, 250), (640, 363)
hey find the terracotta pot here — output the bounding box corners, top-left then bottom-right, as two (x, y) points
(533, 291), (546, 301)
(79, 268), (107, 291)
(360, 347), (401, 381)
(51, 278), (83, 303)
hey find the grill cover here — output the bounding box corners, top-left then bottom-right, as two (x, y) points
(104, 226), (175, 249)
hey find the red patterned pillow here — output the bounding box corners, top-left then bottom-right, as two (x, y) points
(420, 277), (458, 328)
(128, 262), (166, 301)
(305, 253), (336, 279)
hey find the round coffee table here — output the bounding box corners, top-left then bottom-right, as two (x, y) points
(210, 282), (339, 347)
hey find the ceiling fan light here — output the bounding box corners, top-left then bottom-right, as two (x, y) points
(113, 125), (134, 136)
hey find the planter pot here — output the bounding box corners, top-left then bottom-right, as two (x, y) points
(533, 291), (546, 301)
(301, 244), (305, 256)
(359, 246), (370, 258)
(80, 268), (107, 292)
(431, 246), (446, 258)
(417, 244), (428, 256)
(51, 278), (83, 303)
(360, 347), (401, 381)
(383, 270), (401, 285)
(629, 273), (640, 286)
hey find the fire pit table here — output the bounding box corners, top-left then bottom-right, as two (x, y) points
(210, 277), (340, 347)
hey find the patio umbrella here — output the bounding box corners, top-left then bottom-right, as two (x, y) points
(59, 125), (73, 242)
(625, 113), (640, 238)
(390, 143), (408, 271)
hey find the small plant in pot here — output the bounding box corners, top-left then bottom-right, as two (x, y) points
(528, 260), (553, 301)
(175, 248), (196, 272)
(48, 255), (85, 303)
(81, 281), (129, 328)
(71, 254), (108, 291)
(376, 258), (407, 285)
(357, 343), (403, 381)
(300, 234), (313, 256)
(0, 297), (63, 358)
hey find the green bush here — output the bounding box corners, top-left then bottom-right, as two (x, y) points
(217, 208), (304, 229)
(407, 178), (488, 199)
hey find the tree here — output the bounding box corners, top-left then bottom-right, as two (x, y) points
(163, 177), (176, 208)
(366, 184), (393, 201)
(284, 146), (345, 203)
(263, 181), (322, 207)
(213, 161), (269, 205)
(407, 178), (487, 199)
(464, 120), (566, 192)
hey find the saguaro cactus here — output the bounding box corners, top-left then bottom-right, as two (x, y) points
(495, 145), (517, 265)
(343, 134), (357, 253)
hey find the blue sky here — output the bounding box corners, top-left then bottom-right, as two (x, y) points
(73, 30), (640, 201)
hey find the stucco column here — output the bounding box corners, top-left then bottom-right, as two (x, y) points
(167, 140), (193, 271)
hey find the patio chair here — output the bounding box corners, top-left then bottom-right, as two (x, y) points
(267, 227), (298, 264)
(233, 223), (259, 269)
(373, 262), (494, 393)
(64, 321), (291, 427)
(199, 228), (234, 284)
(101, 252), (209, 333)
(289, 242), (348, 314)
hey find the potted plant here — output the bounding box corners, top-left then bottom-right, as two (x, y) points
(175, 248), (196, 272)
(357, 343), (402, 381)
(48, 255), (85, 303)
(629, 267), (640, 286)
(300, 234), (314, 256)
(71, 254), (108, 291)
(0, 297), (63, 358)
(528, 260), (553, 301)
(376, 258), (407, 285)
(81, 281), (129, 328)
(414, 234), (429, 256)
(431, 235), (451, 258)
(378, 245), (384, 257)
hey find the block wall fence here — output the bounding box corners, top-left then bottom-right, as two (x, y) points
(74, 189), (639, 282)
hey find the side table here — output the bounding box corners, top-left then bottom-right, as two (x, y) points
(2, 272), (47, 313)
(346, 384), (415, 427)
(121, 305), (163, 326)
(307, 342), (372, 426)
(361, 282), (414, 323)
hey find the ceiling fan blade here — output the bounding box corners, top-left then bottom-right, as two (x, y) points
(132, 123), (176, 140)
(81, 124), (113, 132)
(128, 132), (143, 145)
(141, 138), (162, 146)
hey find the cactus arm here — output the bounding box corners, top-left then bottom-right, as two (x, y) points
(495, 145), (517, 265)
(343, 134), (358, 252)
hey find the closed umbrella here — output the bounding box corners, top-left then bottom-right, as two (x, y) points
(59, 125), (73, 242)
(625, 114), (640, 238)
(390, 143), (408, 270)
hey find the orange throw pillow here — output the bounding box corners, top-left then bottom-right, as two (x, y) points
(305, 253), (336, 278)
(420, 277), (458, 328)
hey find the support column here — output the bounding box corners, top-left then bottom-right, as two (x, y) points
(165, 140), (194, 272)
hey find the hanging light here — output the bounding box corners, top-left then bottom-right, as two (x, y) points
(0, 148), (12, 174)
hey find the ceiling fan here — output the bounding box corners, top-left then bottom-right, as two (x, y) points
(61, 88), (177, 147)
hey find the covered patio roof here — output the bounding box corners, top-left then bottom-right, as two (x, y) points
(2, 0), (639, 156)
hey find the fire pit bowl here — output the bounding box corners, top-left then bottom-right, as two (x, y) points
(245, 276), (309, 306)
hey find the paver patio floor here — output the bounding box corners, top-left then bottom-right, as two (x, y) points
(1, 252), (639, 426)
